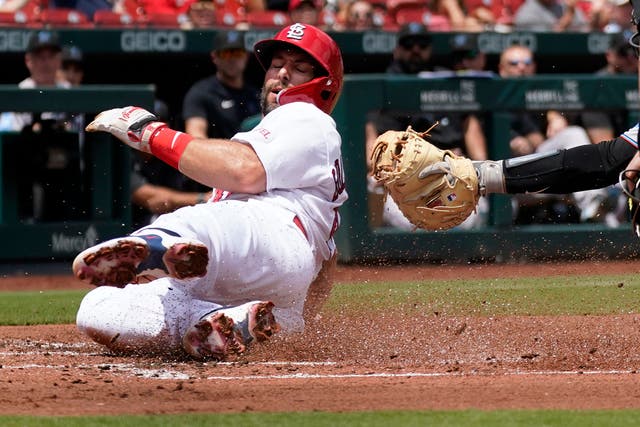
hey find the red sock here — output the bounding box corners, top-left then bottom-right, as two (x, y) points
(148, 127), (194, 169)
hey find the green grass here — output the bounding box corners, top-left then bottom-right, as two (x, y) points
(327, 274), (640, 316)
(3, 410), (640, 426)
(2, 273), (640, 326)
(0, 290), (87, 325)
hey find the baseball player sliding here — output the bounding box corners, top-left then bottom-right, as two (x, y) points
(73, 23), (348, 360)
(372, 0), (640, 234)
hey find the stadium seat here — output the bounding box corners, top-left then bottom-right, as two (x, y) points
(386, 0), (423, 14)
(215, 10), (243, 28)
(394, 7), (451, 31)
(0, 10), (40, 28)
(120, 0), (145, 17)
(40, 8), (93, 28)
(143, 12), (189, 28)
(373, 10), (399, 31)
(245, 10), (290, 28)
(93, 10), (138, 27)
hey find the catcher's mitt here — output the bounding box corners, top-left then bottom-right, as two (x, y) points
(370, 125), (479, 231)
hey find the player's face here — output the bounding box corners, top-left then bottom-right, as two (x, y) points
(261, 48), (317, 114)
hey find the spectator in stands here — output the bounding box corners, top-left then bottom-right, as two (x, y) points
(433, 0), (484, 31)
(182, 30), (260, 140)
(288, 0), (322, 25)
(131, 100), (213, 229)
(334, 0), (378, 30)
(513, 0), (589, 31)
(49, 0), (112, 20)
(117, 0), (194, 17)
(463, 0), (523, 30)
(365, 23), (489, 230)
(599, 0), (634, 32)
(182, 0), (217, 28)
(0, 0), (29, 12)
(58, 46), (84, 87)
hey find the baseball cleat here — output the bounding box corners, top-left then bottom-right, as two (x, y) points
(182, 312), (246, 360)
(182, 301), (281, 360)
(72, 235), (208, 287)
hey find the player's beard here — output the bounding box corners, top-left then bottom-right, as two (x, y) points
(260, 84), (280, 115)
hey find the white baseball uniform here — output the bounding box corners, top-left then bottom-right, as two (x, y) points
(76, 102), (348, 353)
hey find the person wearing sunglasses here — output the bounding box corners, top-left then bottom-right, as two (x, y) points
(182, 30), (260, 140)
(498, 44), (543, 158)
(386, 23), (437, 74)
(497, 44), (617, 225)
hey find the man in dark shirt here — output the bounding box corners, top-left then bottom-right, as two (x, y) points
(182, 30), (260, 139)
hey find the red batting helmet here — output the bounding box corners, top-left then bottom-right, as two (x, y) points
(254, 23), (344, 114)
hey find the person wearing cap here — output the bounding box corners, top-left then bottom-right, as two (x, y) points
(385, 22), (438, 74)
(58, 46), (84, 87)
(0, 30), (71, 132)
(182, 30), (260, 140)
(449, 33), (493, 77)
(0, 31), (86, 222)
(365, 22), (489, 230)
(289, 0), (321, 25)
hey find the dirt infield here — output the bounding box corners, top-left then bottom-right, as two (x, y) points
(1, 260), (640, 416)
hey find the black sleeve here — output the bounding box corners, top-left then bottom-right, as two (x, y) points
(504, 136), (637, 194)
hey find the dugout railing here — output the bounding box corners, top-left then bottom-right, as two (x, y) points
(332, 74), (640, 263)
(0, 85), (154, 262)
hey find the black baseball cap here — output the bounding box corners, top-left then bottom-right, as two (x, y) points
(62, 45), (83, 65)
(397, 22), (432, 49)
(609, 31), (636, 56)
(26, 30), (62, 53)
(213, 30), (245, 51)
(450, 33), (480, 60)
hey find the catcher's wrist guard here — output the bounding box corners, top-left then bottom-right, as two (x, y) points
(473, 160), (505, 196)
(371, 126), (480, 231)
(619, 169), (640, 237)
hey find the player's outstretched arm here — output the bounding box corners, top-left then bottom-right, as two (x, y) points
(86, 106), (266, 194)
